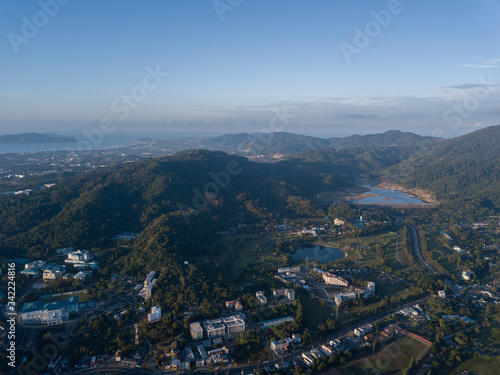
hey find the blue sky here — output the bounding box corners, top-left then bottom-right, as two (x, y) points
(1, 0), (500, 139)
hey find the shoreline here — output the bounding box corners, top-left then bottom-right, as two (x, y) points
(316, 179), (438, 207)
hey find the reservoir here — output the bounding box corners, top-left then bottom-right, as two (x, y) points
(290, 244), (345, 263)
(355, 186), (426, 205)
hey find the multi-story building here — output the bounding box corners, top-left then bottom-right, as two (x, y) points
(273, 288), (295, 301)
(222, 316), (245, 335)
(189, 322), (204, 340)
(191, 315), (246, 339)
(322, 272), (349, 286)
(148, 306), (161, 322)
(21, 296), (78, 325)
(74, 271), (92, 281)
(43, 265), (66, 281)
(256, 291), (267, 306)
(203, 319), (226, 338)
(64, 250), (99, 269)
(24, 260), (46, 270)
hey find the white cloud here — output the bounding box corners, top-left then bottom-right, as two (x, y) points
(460, 58), (500, 69)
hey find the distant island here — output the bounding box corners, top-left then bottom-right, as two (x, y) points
(0, 133), (76, 144)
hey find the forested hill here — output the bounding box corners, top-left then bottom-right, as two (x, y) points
(194, 130), (440, 156)
(0, 149), (352, 257)
(396, 125), (500, 214)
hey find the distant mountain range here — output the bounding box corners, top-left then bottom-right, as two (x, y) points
(0, 133), (76, 144)
(0, 125), (498, 256)
(140, 130), (442, 158)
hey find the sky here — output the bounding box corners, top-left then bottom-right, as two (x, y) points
(1, 0), (500, 140)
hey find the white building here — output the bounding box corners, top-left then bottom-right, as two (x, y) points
(65, 250), (98, 269)
(334, 218), (345, 226)
(256, 291), (267, 306)
(74, 270), (92, 281)
(323, 272), (349, 286)
(223, 316), (245, 335)
(301, 228), (317, 236)
(203, 319), (226, 338)
(25, 260), (46, 270)
(462, 270), (472, 281)
(354, 324), (373, 337)
(438, 290), (446, 299)
(43, 267), (65, 281)
(65, 250), (92, 263)
(189, 322), (204, 340)
(273, 288), (295, 301)
(21, 296), (78, 325)
(148, 306), (161, 322)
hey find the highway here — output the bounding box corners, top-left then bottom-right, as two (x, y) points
(406, 223), (439, 275)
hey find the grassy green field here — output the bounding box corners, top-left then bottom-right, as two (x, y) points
(313, 231), (416, 273)
(426, 231), (458, 274)
(442, 358), (500, 375)
(333, 336), (430, 375)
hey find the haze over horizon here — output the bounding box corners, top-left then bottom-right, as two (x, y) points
(1, 0), (500, 140)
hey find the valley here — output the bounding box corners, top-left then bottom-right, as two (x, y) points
(0, 126), (499, 375)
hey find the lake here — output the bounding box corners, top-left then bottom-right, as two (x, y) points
(356, 186), (426, 205)
(290, 244), (345, 263)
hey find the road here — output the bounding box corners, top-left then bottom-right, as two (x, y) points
(406, 224), (439, 275)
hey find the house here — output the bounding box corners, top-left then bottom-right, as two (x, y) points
(438, 290), (446, 299)
(225, 300), (243, 311)
(271, 339), (288, 351)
